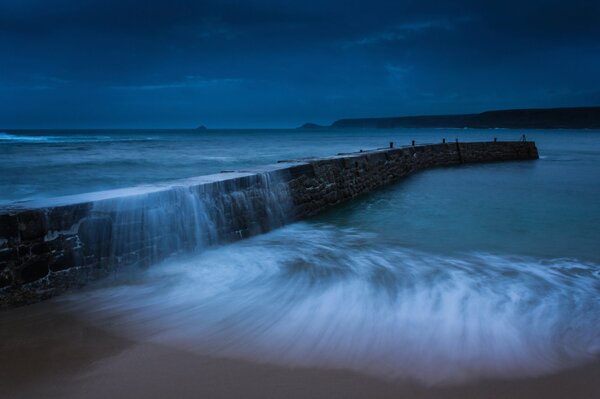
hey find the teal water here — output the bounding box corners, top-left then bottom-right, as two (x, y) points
(2, 128), (600, 383)
(1, 128), (593, 204)
(1, 128), (599, 260)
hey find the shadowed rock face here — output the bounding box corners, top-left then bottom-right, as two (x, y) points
(0, 141), (538, 307)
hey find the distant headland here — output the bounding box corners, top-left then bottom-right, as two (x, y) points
(300, 106), (600, 129)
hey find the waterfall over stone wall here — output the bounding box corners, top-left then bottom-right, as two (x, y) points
(88, 171), (293, 271)
(0, 141), (538, 307)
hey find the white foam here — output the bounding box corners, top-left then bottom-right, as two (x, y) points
(0, 132), (154, 144)
(60, 223), (600, 385)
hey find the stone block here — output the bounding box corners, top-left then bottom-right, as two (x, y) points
(17, 210), (47, 241)
(0, 214), (19, 240)
(46, 203), (91, 231)
(19, 257), (50, 283)
(0, 248), (16, 263)
(0, 266), (11, 288)
(49, 247), (83, 272)
(78, 216), (113, 257)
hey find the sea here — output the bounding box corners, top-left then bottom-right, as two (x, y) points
(1, 128), (599, 395)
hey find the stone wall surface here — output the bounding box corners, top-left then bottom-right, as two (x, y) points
(0, 141), (538, 307)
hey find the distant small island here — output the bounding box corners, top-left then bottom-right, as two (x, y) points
(300, 106), (600, 129)
(195, 125), (208, 130)
(297, 123), (326, 129)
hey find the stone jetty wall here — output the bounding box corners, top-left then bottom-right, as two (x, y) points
(0, 141), (538, 307)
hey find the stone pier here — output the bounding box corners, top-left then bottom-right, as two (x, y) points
(0, 140), (538, 307)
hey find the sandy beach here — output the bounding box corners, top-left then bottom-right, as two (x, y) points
(1, 300), (599, 399)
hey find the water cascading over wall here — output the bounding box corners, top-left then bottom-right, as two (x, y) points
(0, 141), (538, 307)
(89, 171), (292, 267)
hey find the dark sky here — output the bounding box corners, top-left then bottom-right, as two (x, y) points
(2, 0), (600, 128)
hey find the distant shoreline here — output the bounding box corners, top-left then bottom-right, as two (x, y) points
(300, 106), (600, 130)
(3, 106), (600, 131)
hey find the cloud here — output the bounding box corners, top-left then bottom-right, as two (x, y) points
(1, 0), (600, 127)
(109, 76), (244, 91)
(385, 64), (411, 80)
(0, 74), (71, 91)
(347, 17), (473, 47)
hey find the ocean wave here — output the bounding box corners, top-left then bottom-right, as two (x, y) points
(60, 223), (600, 385)
(0, 132), (156, 144)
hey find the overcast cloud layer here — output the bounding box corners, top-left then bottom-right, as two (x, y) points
(1, 0), (599, 128)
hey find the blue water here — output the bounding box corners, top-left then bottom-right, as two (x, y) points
(2, 128), (591, 203)
(2, 128), (600, 384)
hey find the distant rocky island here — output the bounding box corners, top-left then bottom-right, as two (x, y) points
(300, 106), (600, 129)
(298, 122), (326, 129)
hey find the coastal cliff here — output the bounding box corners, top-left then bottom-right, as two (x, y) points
(301, 106), (600, 129)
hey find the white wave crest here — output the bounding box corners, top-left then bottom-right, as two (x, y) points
(0, 132), (154, 143)
(60, 223), (600, 385)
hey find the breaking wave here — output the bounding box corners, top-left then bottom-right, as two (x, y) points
(0, 132), (156, 143)
(61, 223), (600, 385)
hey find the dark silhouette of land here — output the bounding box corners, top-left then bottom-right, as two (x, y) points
(300, 106), (600, 129)
(298, 122), (325, 129)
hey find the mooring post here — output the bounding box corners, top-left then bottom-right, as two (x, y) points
(522, 134), (526, 142)
(390, 142), (394, 148)
(412, 140), (415, 146)
(494, 137), (497, 142)
(442, 138), (446, 144)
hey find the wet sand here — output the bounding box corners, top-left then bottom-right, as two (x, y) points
(2, 301), (599, 399)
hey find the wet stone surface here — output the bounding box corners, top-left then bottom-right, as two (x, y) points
(0, 141), (538, 307)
